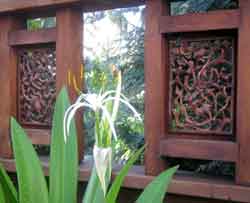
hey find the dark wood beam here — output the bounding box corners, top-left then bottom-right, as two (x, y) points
(236, 0), (250, 186)
(144, 0), (169, 176)
(0, 0), (145, 14)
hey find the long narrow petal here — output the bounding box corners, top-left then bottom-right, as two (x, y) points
(103, 97), (142, 121)
(100, 90), (128, 102)
(63, 102), (94, 142)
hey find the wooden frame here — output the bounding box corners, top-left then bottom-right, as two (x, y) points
(144, 0), (168, 175)
(56, 7), (84, 160)
(0, 16), (26, 158)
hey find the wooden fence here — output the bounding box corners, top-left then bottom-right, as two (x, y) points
(0, 0), (250, 202)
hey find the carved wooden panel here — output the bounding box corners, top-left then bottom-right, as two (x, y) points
(18, 46), (56, 127)
(169, 37), (235, 135)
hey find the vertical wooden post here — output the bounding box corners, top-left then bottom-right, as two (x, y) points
(0, 16), (24, 158)
(144, 0), (169, 175)
(236, 0), (250, 186)
(56, 7), (84, 161)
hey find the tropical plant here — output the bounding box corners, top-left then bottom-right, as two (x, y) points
(0, 84), (177, 203)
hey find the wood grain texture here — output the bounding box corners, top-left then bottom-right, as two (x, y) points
(0, 16), (25, 158)
(0, 0), (144, 13)
(9, 28), (56, 46)
(160, 9), (240, 33)
(56, 7), (84, 161)
(1, 157), (250, 203)
(236, 0), (250, 186)
(144, 0), (168, 175)
(160, 138), (238, 162)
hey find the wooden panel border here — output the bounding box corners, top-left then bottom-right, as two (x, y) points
(160, 9), (240, 33)
(9, 28), (56, 46)
(160, 138), (238, 162)
(24, 128), (50, 145)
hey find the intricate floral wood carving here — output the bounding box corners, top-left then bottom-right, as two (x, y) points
(18, 46), (56, 127)
(169, 37), (234, 134)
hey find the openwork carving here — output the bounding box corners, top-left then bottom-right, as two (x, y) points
(169, 37), (234, 134)
(18, 47), (56, 127)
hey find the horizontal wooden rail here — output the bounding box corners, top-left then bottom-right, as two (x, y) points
(24, 128), (50, 145)
(160, 9), (240, 33)
(9, 28), (56, 46)
(160, 138), (238, 162)
(1, 156), (250, 203)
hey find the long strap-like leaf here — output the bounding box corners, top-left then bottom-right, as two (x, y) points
(49, 87), (78, 203)
(0, 163), (18, 203)
(105, 146), (145, 203)
(11, 118), (49, 203)
(136, 166), (178, 203)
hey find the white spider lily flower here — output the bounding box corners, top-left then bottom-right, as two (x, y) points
(93, 145), (112, 195)
(63, 88), (142, 194)
(63, 94), (117, 143)
(63, 92), (141, 142)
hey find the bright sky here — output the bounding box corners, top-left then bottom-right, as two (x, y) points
(83, 7), (144, 59)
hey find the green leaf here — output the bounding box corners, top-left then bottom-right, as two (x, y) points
(0, 183), (6, 203)
(82, 167), (106, 203)
(0, 163), (18, 203)
(105, 146), (145, 203)
(49, 87), (78, 203)
(136, 166), (178, 203)
(11, 118), (49, 203)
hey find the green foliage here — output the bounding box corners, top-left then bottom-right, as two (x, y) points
(11, 118), (49, 203)
(49, 88), (78, 203)
(171, 0), (237, 15)
(27, 17), (56, 31)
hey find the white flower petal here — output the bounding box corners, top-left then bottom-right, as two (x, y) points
(103, 97), (142, 121)
(63, 102), (94, 142)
